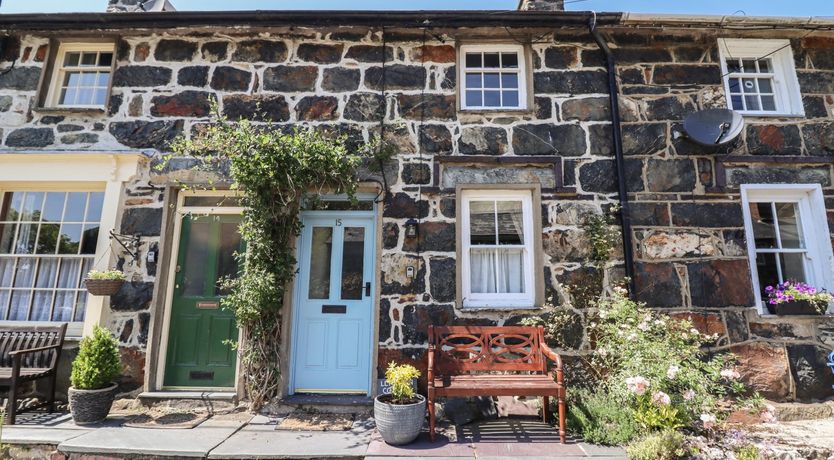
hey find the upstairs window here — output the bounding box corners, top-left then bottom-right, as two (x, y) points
(459, 44), (528, 111)
(718, 39), (804, 117)
(44, 42), (115, 109)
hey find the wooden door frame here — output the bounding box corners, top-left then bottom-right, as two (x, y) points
(154, 190), (245, 392)
(287, 194), (380, 396)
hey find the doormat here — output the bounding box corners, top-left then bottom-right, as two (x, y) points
(276, 412), (354, 431)
(123, 411), (210, 429)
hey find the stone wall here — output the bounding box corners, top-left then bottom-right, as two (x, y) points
(1, 23), (833, 400)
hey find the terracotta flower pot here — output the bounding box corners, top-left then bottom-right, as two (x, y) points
(84, 279), (124, 296)
(69, 383), (117, 425)
(766, 300), (824, 316)
(374, 394), (426, 445)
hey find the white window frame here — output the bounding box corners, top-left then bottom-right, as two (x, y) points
(44, 42), (115, 109)
(460, 189), (535, 308)
(458, 44), (529, 111)
(718, 39), (804, 117)
(740, 184), (834, 315)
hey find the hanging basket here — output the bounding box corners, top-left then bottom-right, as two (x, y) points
(84, 279), (125, 296)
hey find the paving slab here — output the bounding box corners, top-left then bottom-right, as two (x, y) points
(1, 426), (90, 445)
(58, 422), (244, 458)
(207, 426), (372, 459)
(578, 443), (628, 458)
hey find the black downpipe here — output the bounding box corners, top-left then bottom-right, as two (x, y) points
(588, 17), (636, 298)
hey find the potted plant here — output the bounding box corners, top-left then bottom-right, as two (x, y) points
(84, 270), (126, 296)
(765, 281), (834, 316)
(374, 362), (425, 445)
(69, 325), (122, 425)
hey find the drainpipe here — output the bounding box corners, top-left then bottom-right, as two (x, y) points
(588, 16), (636, 298)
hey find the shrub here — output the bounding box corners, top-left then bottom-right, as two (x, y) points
(85, 270), (125, 281)
(384, 362), (421, 404)
(735, 444), (761, 460)
(70, 326), (122, 390)
(626, 430), (686, 460)
(567, 388), (640, 445)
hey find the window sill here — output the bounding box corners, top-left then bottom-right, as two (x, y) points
(459, 108), (534, 116)
(461, 305), (539, 311)
(34, 107), (107, 115)
(757, 313), (832, 319)
(738, 111), (805, 118)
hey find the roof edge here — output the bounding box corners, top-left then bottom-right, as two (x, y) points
(621, 12), (834, 28)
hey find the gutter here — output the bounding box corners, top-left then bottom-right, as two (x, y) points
(621, 12), (834, 29)
(587, 16), (637, 298)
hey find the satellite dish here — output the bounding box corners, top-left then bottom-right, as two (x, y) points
(682, 108), (744, 147)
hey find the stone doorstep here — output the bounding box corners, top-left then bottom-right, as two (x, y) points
(773, 400), (834, 421)
(136, 391), (239, 412)
(268, 394), (374, 415)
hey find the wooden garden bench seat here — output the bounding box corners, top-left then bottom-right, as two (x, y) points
(427, 325), (566, 443)
(0, 323), (67, 424)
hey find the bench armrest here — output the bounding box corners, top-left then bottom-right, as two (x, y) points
(427, 345), (436, 388)
(9, 343), (63, 357)
(540, 342), (565, 391)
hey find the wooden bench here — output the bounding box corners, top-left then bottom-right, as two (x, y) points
(427, 325), (566, 443)
(0, 323), (67, 424)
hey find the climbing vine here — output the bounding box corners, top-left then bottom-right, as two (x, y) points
(169, 110), (368, 409)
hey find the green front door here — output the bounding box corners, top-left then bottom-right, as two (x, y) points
(164, 214), (242, 388)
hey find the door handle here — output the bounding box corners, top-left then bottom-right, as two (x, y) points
(365, 282), (371, 297)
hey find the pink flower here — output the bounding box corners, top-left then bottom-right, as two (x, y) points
(652, 391), (671, 406)
(666, 365), (680, 380)
(683, 389), (696, 401)
(760, 404), (777, 423)
(625, 376), (650, 395)
(720, 368), (741, 380)
(700, 413), (717, 429)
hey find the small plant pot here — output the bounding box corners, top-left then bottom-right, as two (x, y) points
(766, 300), (824, 316)
(374, 394), (426, 445)
(69, 383), (117, 425)
(84, 279), (124, 296)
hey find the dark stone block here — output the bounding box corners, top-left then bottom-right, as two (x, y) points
(121, 207), (163, 236)
(382, 223), (399, 250)
(110, 120), (183, 150)
(138, 312), (150, 345)
(671, 203), (744, 228)
(534, 70), (608, 94)
(398, 94), (456, 121)
(110, 281), (154, 311)
(232, 40), (288, 63)
(577, 159), (644, 193)
(177, 66), (209, 87)
(633, 262), (682, 308)
(724, 311), (749, 343)
(439, 198), (455, 219)
(623, 123), (667, 156)
(383, 192), (429, 219)
(378, 298), (391, 343)
(201, 41), (229, 62)
(345, 45), (393, 62)
(787, 344), (834, 401)
(544, 46), (578, 68)
(210, 66), (252, 91)
(646, 159), (696, 193)
(61, 133), (98, 144)
(459, 126), (508, 155)
(57, 124), (84, 133)
(652, 64), (721, 85)
(798, 70), (834, 94)
(440, 66), (456, 90)
(263, 66), (317, 92)
(688, 260), (755, 308)
(622, 85), (669, 95)
(618, 67), (645, 85)
(365, 65), (426, 90)
(802, 122), (834, 156)
(401, 163), (431, 185)
(112, 66), (171, 87)
(561, 96), (610, 122)
(630, 202), (670, 226)
(579, 49), (605, 67)
(222, 94), (289, 122)
(344, 93), (385, 122)
(39, 115), (64, 125)
(403, 222), (454, 253)
(588, 124), (613, 156)
(150, 91), (213, 118)
(535, 97), (552, 119)
(5, 128), (54, 147)
(512, 123), (586, 156)
(154, 39), (197, 61)
(746, 125), (803, 156)
(297, 43), (344, 64)
(295, 96), (339, 121)
(419, 124), (452, 153)
(119, 319), (133, 343)
(0, 66), (41, 91)
(615, 47), (673, 64)
(803, 96), (829, 119)
(429, 257), (456, 303)
(402, 303), (453, 344)
(0, 95), (12, 112)
(674, 46), (709, 62)
(727, 166), (832, 187)
(644, 95), (696, 121)
(807, 49), (834, 70)
(322, 67), (360, 92)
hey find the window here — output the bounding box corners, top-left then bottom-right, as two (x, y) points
(741, 185), (834, 313)
(718, 39), (804, 116)
(459, 44), (528, 111)
(45, 42), (114, 109)
(461, 189), (535, 308)
(0, 191), (104, 323)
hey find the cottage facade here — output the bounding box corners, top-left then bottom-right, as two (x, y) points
(0, 0), (832, 403)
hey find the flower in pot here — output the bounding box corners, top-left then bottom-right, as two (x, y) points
(765, 281), (834, 315)
(84, 270), (126, 296)
(374, 362), (425, 445)
(69, 325), (122, 425)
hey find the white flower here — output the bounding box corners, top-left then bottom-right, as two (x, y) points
(690, 328), (700, 335)
(683, 389), (696, 401)
(652, 391), (671, 406)
(720, 368), (741, 380)
(637, 322), (650, 331)
(598, 348), (608, 357)
(666, 365), (680, 379)
(627, 333), (638, 341)
(599, 310), (608, 319)
(700, 413), (717, 429)
(654, 319), (665, 326)
(625, 376), (650, 395)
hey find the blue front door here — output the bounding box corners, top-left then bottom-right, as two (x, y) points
(291, 211), (376, 394)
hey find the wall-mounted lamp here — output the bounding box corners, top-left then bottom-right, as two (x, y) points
(405, 219), (419, 239)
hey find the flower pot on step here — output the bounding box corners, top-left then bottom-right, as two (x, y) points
(374, 394), (426, 445)
(766, 300), (824, 316)
(69, 383), (117, 424)
(84, 279), (124, 296)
